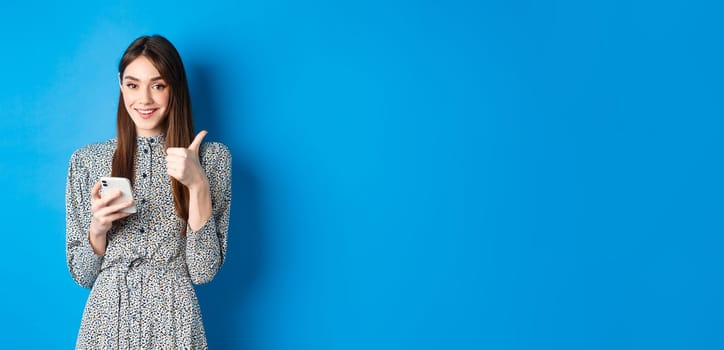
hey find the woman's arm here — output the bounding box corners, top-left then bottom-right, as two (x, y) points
(185, 143), (232, 284)
(166, 132), (232, 284)
(66, 150), (103, 288)
(187, 177), (212, 231)
(166, 130), (212, 231)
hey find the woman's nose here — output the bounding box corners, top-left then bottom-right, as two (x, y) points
(140, 88), (154, 104)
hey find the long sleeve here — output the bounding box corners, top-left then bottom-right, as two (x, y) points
(66, 149), (103, 288)
(185, 142), (232, 284)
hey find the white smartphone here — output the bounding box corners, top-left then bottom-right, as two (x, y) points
(99, 177), (137, 214)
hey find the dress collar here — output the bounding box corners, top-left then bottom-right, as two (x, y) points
(136, 133), (166, 146)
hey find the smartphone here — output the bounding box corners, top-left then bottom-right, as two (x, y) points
(99, 177), (137, 214)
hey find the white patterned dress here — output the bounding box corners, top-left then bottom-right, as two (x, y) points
(66, 134), (231, 349)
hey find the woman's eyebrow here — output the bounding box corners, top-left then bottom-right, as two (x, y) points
(123, 75), (164, 81)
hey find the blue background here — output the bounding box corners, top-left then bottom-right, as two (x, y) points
(1, 0), (722, 349)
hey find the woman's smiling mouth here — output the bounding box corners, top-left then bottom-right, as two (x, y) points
(135, 108), (158, 119)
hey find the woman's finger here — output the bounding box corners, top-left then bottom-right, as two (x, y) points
(100, 190), (123, 207)
(166, 159), (182, 170)
(165, 148), (188, 157)
(106, 211), (133, 223)
(90, 181), (102, 201)
(105, 200), (134, 214)
(91, 209), (132, 233)
(92, 191), (114, 213)
(94, 200), (134, 218)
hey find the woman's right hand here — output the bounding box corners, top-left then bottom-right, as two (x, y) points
(88, 181), (134, 254)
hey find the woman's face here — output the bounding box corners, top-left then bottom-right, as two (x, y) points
(120, 56), (170, 137)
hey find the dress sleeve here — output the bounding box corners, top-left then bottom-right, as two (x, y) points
(66, 150), (103, 288)
(185, 143), (232, 285)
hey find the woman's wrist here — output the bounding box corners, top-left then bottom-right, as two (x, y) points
(89, 223), (106, 238)
(187, 175), (210, 194)
(88, 229), (107, 255)
(187, 175), (212, 231)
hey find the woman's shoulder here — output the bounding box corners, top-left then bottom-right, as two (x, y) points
(69, 138), (117, 164)
(199, 141), (232, 169)
(200, 141), (231, 158)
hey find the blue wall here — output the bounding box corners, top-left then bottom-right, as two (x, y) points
(1, 0), (723, 349)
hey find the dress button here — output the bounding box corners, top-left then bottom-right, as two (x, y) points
(143, 148), (149, 154)
(142, 173), (147, 178)
(141, 198), (147, 204)
(140, 228), (145, 234)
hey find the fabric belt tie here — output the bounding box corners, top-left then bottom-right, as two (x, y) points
(102, 257), (186, 349)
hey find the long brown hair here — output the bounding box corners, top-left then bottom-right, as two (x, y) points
(112, 35), (194, 232)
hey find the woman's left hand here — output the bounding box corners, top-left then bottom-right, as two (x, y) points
(166, 130), (209, 190)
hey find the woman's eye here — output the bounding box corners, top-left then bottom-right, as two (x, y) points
(126, 83), (137, 89)
(153, 84), (166, 90)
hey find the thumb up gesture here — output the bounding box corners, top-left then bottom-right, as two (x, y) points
(166, 130), (209, 189)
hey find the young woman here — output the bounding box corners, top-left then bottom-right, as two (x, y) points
(65, 35), (231, 349)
